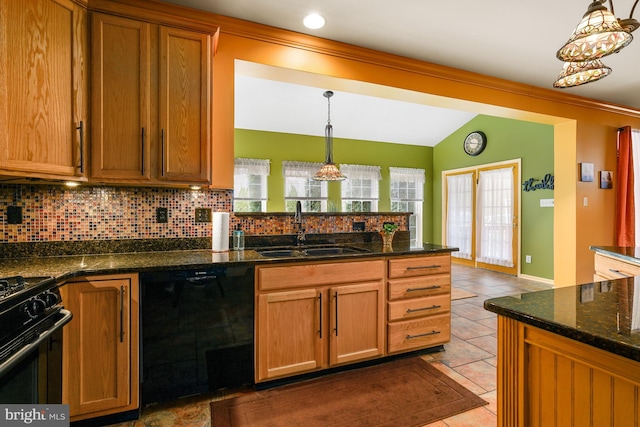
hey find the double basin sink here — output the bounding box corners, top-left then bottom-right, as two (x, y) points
(257, 244), (370, 258)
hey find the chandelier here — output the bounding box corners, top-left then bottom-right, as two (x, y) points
(554, 0), (639, 88)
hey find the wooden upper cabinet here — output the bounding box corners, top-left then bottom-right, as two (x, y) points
(91, 13), (151, 181)
(0, 0), (87, 180)
(90, 11), (212, 185)
(159, 27), (211, 183)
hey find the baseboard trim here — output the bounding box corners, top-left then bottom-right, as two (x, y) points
(518, 273), (554, 286)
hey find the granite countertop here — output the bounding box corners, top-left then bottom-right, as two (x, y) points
(0, 242), (457, 283)
(484, 277), (640, 362)
(590, 246), (640, 264)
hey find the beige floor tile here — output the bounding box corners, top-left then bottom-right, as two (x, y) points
(452, 360), (497, 392)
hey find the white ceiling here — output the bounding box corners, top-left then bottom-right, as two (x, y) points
(166, 0), (640, 146)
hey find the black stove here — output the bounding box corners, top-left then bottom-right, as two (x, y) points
(0, 275), (72, 377)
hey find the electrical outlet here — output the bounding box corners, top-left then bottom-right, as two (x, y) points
(525, 255), (532, 263)
(7, 206), (22, 224)
(156, 207), (168, 223)
(195, 208), (212, 223)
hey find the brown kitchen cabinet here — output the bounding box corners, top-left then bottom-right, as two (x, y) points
(60, 273), (139, 421)
(593, 251), (640, 282)
(90, 11), (212, 185)
(255, 260), (385, 382)
(0, 0), (88, 181)
(387, 255), (451, 353)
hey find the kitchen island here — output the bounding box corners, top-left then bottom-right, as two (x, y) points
(484, 273), (640, 427)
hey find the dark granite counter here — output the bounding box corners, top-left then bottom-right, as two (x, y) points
(484, 277), (640, 362)
(0, 241), (457, 283)
(590, 245), (640, 264)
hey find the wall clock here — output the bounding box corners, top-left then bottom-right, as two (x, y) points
(463, 131), (487, 156)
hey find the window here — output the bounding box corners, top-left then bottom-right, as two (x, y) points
(340, 164), (381, 212)
(390, 167), (425, 248)
(233, 158), (270, 212)
(282, 161), (327, 212)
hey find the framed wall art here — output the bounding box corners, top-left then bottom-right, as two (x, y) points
(580, 163), (594, 182)
(600, 170), (613, 189)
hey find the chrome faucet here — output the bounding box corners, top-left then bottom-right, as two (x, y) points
(295, 201), (306, 244)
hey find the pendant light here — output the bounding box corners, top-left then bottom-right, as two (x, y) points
(553, 59), (612, 88)
(313, 91), (347, 181)
(557, 0), (636, 62)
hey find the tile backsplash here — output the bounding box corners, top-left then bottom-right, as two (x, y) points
(0, 184), (232, 243)
(0, 184), (407, 245)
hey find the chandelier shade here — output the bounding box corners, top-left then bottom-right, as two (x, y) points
(556, 0), (633, 62)
(313, 91), (347, 181)
(553, 59), (612, 88)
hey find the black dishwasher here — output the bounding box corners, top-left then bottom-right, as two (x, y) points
(140, 266), (254, 405)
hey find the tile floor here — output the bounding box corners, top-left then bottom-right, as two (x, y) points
(107, 264), (553, 427)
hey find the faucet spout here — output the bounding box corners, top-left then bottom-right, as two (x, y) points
(295, 201), (302, 224)
(294, 201), (305, 244)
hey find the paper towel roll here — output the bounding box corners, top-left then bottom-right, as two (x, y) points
(212, 212), (230, 252)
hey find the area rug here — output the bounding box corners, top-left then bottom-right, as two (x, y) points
(451, 287), (478, 300)
(210, 357), (487, 427)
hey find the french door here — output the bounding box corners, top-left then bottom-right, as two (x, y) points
(444, 161), (520, 275)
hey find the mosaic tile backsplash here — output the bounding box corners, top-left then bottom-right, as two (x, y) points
(0, 184), (407, 245)
(0, 184), (233, 243)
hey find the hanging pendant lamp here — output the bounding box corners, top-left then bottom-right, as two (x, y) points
(557, 0), (633, 62)
(553, 59), (612, 88)
(314, 91), (347, 181)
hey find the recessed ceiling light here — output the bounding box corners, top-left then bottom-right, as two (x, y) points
(303, 13), (326, 30)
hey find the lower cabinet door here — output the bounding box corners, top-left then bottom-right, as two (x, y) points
(61, 274), (139, 420)
(256, 288), (324, 382)
(329, 281), (384, 366)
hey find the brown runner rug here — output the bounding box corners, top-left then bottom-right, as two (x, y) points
(211, 357), (487, 427)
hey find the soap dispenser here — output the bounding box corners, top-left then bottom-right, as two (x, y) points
(233, 224), (245, 250)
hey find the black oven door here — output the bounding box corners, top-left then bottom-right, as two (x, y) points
(0, 310), (71, 404)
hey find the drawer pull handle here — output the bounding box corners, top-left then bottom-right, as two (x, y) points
(406, 265), (441, 270)
(406, 305), (441, 314)
(609, 268), (631, 277)
(406, 330), (440, 340)
(407, 285), (441, 292)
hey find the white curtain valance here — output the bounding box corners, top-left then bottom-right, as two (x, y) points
(389, 167), (426, 184)
(339, 164), (382, 181)
(282, 161), (324, 178)
(234, 158), (270, 176)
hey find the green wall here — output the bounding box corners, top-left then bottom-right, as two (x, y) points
(234, 129), (433, 233)
(236, 114), (554, 280)
(432, 115), (554, 280)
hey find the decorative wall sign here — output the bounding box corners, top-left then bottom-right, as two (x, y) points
(522, 174), (554, 191)
(580, 163), (594, 182)
(599, 170), (613, 189)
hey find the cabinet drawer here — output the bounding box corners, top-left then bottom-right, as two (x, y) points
(388, 255), (450, 279)
(388, 294), (450, 321)
(388, 276), (450, 300)
(257, 259), (385, 291)
(594, 254), (640, 279)
(388, 314), (450, 353)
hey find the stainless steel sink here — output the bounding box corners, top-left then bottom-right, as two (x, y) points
(255, 249), (302, 258)
(304, 247), (364, 256)
(256, 245), (368, 258)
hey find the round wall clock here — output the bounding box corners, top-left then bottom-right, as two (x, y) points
(463, 131), (487, 156)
